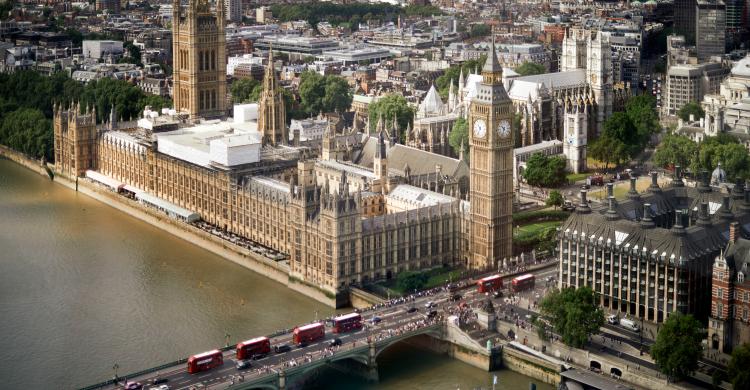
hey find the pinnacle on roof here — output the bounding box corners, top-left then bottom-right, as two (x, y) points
(482, 30), (503, 75)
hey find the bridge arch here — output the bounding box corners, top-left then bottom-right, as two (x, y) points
(373, 327), (444, 360)
(610, 367), (622, 377)
(589, 360), (602, 372)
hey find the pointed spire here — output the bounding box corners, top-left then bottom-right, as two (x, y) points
(482, 27), (503, 76)
(459, 139), (466, 161)
(458, 67), (465, 91)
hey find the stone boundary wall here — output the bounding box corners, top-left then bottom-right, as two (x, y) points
(501, 347), (561, 386)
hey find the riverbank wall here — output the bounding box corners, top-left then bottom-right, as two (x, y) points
(0, 146), (339, 307)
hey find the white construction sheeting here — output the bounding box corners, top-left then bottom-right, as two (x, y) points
(135, 192), (200, 222)
(86, 170), (124, 191)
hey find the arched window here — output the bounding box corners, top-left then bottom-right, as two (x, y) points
(211, 50), (216, 70)
(199, 51), (204, 71)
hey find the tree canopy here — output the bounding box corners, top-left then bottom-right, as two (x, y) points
(448, 117), (468, 158)
(522, 152), (568, 188)
(468, 24), (491, 38)
(652, 134), (698, 169)
(590, 96), (660, 168)
(230, 78), (261, 104)
(298, 72), (352, 115)
(539, 286), (604, 348)
(269, 3), (440, 28)
(367, 94), (414, 139)
(0, 70), (171, 161)
(728, 343), (750, 389)
(651, 312), (704, 381)
(515, 62), (546, 76)
(546, 190), (564, 209)
(691, 134), (750, 180)
(397, 271), (428, 293)
(677, 101), (705, 122)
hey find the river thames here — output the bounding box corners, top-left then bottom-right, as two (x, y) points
(0, 158), (551, 390)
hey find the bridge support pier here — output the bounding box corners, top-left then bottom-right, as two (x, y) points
(278, 370), (286, 390)
(367, 338), (379, 383)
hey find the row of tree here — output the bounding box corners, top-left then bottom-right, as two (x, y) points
(269, 3), (440, 30)
(539, 286), (749, 387)
(0, 70), (172, 161)
(653, 133), (750, 180)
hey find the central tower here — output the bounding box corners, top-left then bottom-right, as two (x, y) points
(468, 36), (514, 269)
(257, 48), (287, 146)
(172, 0), (227, 120)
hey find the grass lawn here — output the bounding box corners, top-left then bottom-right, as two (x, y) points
(514, 220), (561, 240)
(566, 172), (590, 183)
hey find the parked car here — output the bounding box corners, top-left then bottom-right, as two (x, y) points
(236, 360), (251, 370)
(561, 200), (576, 212)
(607, 314), (618, 325)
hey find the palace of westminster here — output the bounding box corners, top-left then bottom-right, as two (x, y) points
(53, 0), (515, 300)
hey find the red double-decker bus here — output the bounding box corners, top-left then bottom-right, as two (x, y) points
(293, 322), (325, 345)
(477, 274), (503, 293)
(333, 313), (363, 334)
(236, 336), (271, 360)
(511, 274), (535, 293)
(187, 349), (223, 374)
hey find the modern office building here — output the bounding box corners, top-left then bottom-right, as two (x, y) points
(696, 0), (727, 61)
(675, 0), (697, 44)
(558, 171), (750, 324)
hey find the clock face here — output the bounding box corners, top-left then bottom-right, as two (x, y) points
(473, 119), (487, 138)
(498, 120), (511, 137)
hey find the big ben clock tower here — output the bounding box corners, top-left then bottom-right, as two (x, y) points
(468, 36), (514, 269)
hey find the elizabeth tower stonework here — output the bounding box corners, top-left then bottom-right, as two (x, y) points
(468, 37), (514, 269)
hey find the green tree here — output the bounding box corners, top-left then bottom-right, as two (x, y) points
(230, 78), (260, 104)
(396, 271), (428, 293)
(298, 72), (352, 115)
(469, 24), (491, 38)
(539, 286), (604, 348)
(588, 134), (629, 169)
(678, 101), (705, 122)
(651, 312), (704, 381)
(546, 190), (564, 210)
(368, 94), (414, 137)
(625, 95), (660, 147)
(0, 0), (13, 20)
(0, 108), (52, 160)
(691, 135), (750, 180)
(515, 62), (546, 76)
(120, 41), (143, 67)
(653, 134), (697, 169)
(448, 117), (468, 157)
(728, 343), (750, 389)
(522, 153), (567, 188)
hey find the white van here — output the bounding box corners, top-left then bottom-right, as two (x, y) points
(619, 318), (639, 332)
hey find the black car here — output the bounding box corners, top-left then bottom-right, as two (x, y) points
(451, 294), (463, 301)
(151, 378), (169, 385)
(427, 310), (438, 318)
(493, 291), (503, 298)
(298, 342), (308, 348)
(274, 344), (291, 353)
(329, 338), (342, 347)
(251, 353), (267, 360)
(406, 307), (418, 313)
(236, 360), (251, 370)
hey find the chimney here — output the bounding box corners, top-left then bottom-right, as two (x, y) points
(628, 177), (640, 200)
(641, 203), (655, 228)
(720, 195), (734, 221)
(672, 210), (686, 235)
(671, 166), (684, 187)
(697, 201), (712, 227)
(606, 196), (618, 220)
(649, 171), (662, 192)
(578, 189), (591, 213)
(729, 221), (739, 243)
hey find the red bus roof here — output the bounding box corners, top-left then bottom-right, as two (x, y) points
(238, 336), (268, 345)
(513, 274), (534, 282)
(334, 312), (361, 321)
(297, 322), (323, 331)
(479, 275), (502, 282)
(191, 349), (221, 359)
